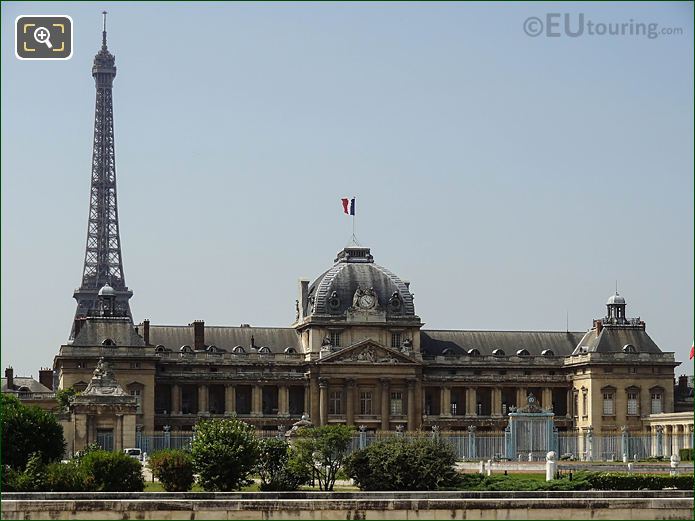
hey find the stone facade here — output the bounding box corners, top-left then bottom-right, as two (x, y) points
(52, 245), (684, 441)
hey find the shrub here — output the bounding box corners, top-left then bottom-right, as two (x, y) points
(45, 460), (92, 492)
(345, 436), (459, 491)
(679, 448), (693, 461)
(191, 418), (259, 491)
(294, 425), (354, 491)
(0, 394), (65, 469)
(255, 438), (310, 491)
(580, 471), (693, 490)
(148, 449), (194, 492)
(80, 450), (144, 491)
(55, 387), (79, 410)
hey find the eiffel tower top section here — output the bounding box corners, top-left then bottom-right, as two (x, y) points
(72, 12), (132, 335)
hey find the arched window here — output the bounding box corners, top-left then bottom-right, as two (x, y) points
(467, 348), (480, 356)
(179, 345), (193, 354)
(232, 345), (246, 354)
(102, 338), (116, 347)
(492, 349), (506, 357)
(623, 344), (637, 353)
(284, 347), (297, 355)
(258, 346), (272, 355)
(516, 348), (530, 357)
(155, 345), (166, 353)
(541, 349), (554, 357)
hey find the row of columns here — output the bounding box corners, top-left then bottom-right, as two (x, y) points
(169, 383), (303, 416)
(435, 386), (564, 416)
(317, 378), (419, 432)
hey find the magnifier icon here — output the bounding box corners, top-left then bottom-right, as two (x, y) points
(33, 26), (53, 49)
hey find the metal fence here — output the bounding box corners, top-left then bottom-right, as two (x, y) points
(136, 429), (690, 462)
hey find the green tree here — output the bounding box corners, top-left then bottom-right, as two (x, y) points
(148, 449), (195, 492)
(190, 418), (259, 491)
(294, 425), (353, 491)
(344, 436), (458, 491)
(55, 387), (79, 410)
(255, 437), (310, 491)
(0, 394), (65, 469)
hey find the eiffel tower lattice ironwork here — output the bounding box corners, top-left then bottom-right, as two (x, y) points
(72, 12), (132, 333)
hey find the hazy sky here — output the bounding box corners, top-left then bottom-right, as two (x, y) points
(2, 2), (693, 377)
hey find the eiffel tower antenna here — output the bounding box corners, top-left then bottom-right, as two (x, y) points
(71, 15), (132, 338)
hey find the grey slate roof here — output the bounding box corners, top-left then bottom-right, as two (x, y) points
(146, 325), (301, 354)
(72, 318), (146, 347)
(2, 377), (51, 393)
(573, 327), (662, 354)
(420, 330), (585, 357)
(308, 262), (415, 316)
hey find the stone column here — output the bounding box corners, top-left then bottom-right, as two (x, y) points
(115, 414), (123, 451)
(345, 379), (355, 425)
(279, 385), (289, 417)
(225, 385), (236, 415)
(441, 386), (451, 417)
(252, 385), (262, 416)
(407, 380), (416, 432)
(88, 415), (97, 445)
(566, 390), (573, 418)
(516, 388), (527, 409)
(319, 378), (328, 426)
(466, 387), (477, 417)
(198, 384), (208, 415)
(492, 388), (503, 416)
(171, 384), (181, 415)
(310, 376), (320, 424)
(380, 378), (390, 431)
(542, 388), (553, 411)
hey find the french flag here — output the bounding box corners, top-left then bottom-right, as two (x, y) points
(341, 197), (355, 216)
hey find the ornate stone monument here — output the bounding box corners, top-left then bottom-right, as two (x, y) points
(68, 358), (138, 453)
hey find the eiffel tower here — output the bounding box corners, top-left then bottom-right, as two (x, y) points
(72, 12), (132, 335)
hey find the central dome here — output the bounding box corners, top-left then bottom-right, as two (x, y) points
(305, 246), (415, 317)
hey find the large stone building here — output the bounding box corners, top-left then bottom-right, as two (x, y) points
(15, 19), (692, 454)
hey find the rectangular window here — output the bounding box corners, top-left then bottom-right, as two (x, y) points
(573, 394), (579, 417)
(329, 331), (341, 347)
(390, 391), (403, 415)
(391, 333), (401, 349)
(328, 390), (342, 415)
(627, 392), (639, 415)
(130, 389), (142, 414)
(651, 392), (662, 414)
(359, 391), (372, 415)
(582, 393), (587, 417)
(602, 392), (614, 416)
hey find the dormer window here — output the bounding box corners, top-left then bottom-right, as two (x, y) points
(623, 344), (637, 353)
(516, 349), (530, 357)
(492, 349), (505, 357)
(258, 346), (272, 355)
(102, 338), (116, 347)
(541, 349), (554, 357)
(467, 348), (480, 357)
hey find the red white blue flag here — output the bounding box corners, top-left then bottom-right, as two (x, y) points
(341, 197), (355, 216)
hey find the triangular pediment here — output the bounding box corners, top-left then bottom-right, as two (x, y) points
(319, 338), (419, 365)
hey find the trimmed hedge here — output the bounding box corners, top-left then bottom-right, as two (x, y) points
(79, 450), (144, 492)
(580, 471), (693, 490)
(148, 449), (194, 492)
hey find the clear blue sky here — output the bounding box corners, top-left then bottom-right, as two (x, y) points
(2, 2), (693, 377)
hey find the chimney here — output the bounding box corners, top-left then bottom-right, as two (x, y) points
(595, 320), (603, 336)
(192, 320), (205, 350)
(142, 319), (150, 346)
(5, 367), (13, 389)
(298, 279), (309, 319)
(39, 368), (54, 390)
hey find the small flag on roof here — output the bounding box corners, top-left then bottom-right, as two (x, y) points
(341, 197), (355, 216)
(690, 342), (693, 360)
